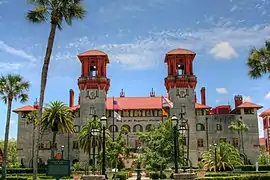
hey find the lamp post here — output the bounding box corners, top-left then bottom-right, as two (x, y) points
(91, 128), (100, 169)
(171, 115), (179, 174)
(100, 115), (107, 176)
(172, 105), (190, 174)
(61, 145), (64, 159)
(214, 143), (217, 172)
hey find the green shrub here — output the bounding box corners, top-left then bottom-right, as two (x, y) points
(0, 168), (46, 174)
(205, 172), (239, 177)
(149, 172), (159, 179)
(196, 173), (270, 180)
(236, 165), (270, 171)
(115, 172), (129, 180)
(6, 176), (28, 180)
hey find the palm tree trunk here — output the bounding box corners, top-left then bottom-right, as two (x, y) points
(1, 98), (13, 180)
(32, 123), (36, 168)
(33, 22), (57, 180)
(51, 132), (57, 159)
(237, 131), (241, 152)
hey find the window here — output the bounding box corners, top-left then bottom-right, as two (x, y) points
(109, 125), (118, 133)
(89, 107), (95, 115)
(196, 110), (204, 116)
(133, 125), (143, 132)
(197, 139), (204, 148)
(73, 141), (79, 150)
(20, 112), (28, 119)
(74, 125), (80, 133)
(220, 138), (226, 143)
(244, 108), (255, 114)
(196, 124), (205, 131)
(145, 124), (153, 131)
(122, 125), (131, 132)
(89, 65), (97, 77)
(216, 124), (222, 131)
(130, 110), (134, 117)
(232, 138), (239, 148)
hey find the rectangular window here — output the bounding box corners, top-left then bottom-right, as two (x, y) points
(74, 125), (80, 133)
(197, 139), (204, 148)
(220, 138), (227, 143)
(216, 124), (222, 131)
(232, 138), (239, 148)
(73, 141), (79, 150)
(89, 107), (95, 115)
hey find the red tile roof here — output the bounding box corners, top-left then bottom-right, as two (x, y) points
(77, 50), (107, 57)
(166, 48), (196, 55)
(13, 105), (37, 113)
(195, 103), (211, 109)
(260, 108), (270, 118)
(237, 102), (262, 109)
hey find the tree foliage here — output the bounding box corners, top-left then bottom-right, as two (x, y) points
(247, 40), (270, 79)
(137, 119), (179, 170)
(258, 147), (270, 165)
(0, 139), (20, 168)
(201, 142), (243, 172)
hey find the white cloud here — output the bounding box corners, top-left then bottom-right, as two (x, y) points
(0, 1), (7, 5)
(216, 88), (228, 94)
(243, 96), (252, 102)
(0, 41), (36, 62)
(0, 62), (21, 70)
(210, 42), (238, 59)
(265, 92), (270, 100)
(62, 23), (270, 69)
(230, 5), (238, 12)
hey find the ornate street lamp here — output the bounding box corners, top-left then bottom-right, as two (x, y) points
(172, 105), (190, 173)
(100, 115), (107, 176)
(91, 128), (100, 169)
(61, 145), (65, 159)
(214, 143), (217, 172)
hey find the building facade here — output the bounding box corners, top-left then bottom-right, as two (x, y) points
(13, 48), (262, 168)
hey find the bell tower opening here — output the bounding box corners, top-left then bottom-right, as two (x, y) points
(90, 65), (97, 77)
(177, 64), (185, 75)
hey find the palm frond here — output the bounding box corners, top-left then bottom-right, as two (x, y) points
(26, 6), (48, 23)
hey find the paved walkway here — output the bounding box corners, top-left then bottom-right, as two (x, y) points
(127, 172), (150, 180)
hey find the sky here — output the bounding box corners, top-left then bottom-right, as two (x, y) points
(0, 0), (270, 139)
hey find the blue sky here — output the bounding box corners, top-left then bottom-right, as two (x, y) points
(0, 0), (270, 139)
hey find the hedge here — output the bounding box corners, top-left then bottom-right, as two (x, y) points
(196, 173), (270, 180)
(235, 165), (270, 171)
(0, 168), (46, 174)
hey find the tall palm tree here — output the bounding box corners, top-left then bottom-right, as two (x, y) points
(79, 118), (103, 167)
(247, 40), (270, 78)
(0, 74), (30, 179)
(26, 1), (86, 178)
(228, 118), (249, 154)
(201, 142), (243, 172)
(41, 101), (75, 159)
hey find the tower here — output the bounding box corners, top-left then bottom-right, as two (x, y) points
(164, 48), (198, 165)
(77, 50), (110, 120)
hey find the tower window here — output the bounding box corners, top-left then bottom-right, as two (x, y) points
(89, 65), (97, 77)
(216, 124), (222, 131)
(177, 64), (184, 75)
(197, 139), (204, 147)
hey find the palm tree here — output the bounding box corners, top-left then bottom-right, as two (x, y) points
(26, 1), (86, 178)
(41, 101), (75, 159)
(228, 118), (249, 155)
(247, 40), (270, 78)
(79, 118), (103, 167)
(0, 74), (30, 179)
(201, 142), (243, 172)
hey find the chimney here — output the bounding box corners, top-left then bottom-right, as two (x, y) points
(33, 98), (39, 109)
(200, 87), (206, 105)
(150, 88), (155, 97)
(234, 95), (243, 108)
(69, 89), (74, 107)
(120, 89), (125, 97)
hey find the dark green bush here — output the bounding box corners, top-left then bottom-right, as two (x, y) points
(149, 172), (167, 179)
(0, 168), (46, 174)
(6, 176), (28, 180)
(196, 173), (270, 180)
(115, 172), (129, 180)
(205, 173), (238, 177)
(236, 165), (270, 171)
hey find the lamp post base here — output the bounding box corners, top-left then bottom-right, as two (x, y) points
(173, 169), (196, 180)
(82, 175), (105, 180)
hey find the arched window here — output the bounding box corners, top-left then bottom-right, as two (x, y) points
(109, 125), (118, 133)
(133, 124), (143, 132)
(196, 123), (205, 131)
(121, 125), (131, 132)
(145, 124), (153, 131)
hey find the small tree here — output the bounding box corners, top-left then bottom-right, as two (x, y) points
(201, 142), (243, 172)
(258, 147), (270, 165)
